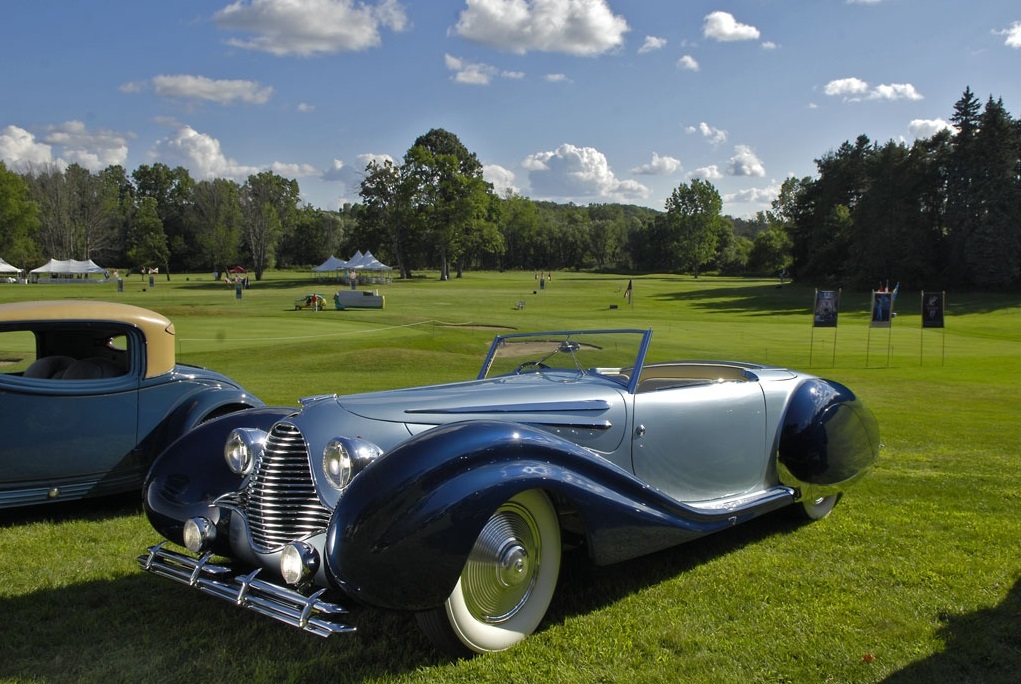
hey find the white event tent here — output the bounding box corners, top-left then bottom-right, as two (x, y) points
(29, 258), (109, 283)
(0, 258), (23, 274)
(312, 252), (392, 284)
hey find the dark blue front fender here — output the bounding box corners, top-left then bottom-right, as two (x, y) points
(143, 406), (296, 546)
(325, 420), (794, 611)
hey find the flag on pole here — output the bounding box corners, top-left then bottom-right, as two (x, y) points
(624, 279), (632, 303)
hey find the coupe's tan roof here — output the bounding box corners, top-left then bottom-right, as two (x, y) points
(0, 300), (176, 378)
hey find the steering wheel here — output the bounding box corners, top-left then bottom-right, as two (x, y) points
(514, 361), (549, 374)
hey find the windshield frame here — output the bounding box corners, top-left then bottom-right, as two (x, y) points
(478, 328), (652, 392)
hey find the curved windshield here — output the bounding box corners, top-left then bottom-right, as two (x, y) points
(479, 329), (651, 384)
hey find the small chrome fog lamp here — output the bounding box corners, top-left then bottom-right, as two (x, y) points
(183, 516), (216, 554)
(224, 428), (265, 475)
(323, 439), (354, 490)
(280, 541), (320, 586)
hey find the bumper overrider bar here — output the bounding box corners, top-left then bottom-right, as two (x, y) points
(138, 543), (356, 638)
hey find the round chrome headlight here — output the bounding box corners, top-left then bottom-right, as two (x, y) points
(323, 439), (354, 490)
(183, 516), (216, 554)
(280, 541), (320, 586)
(224, 428), (264, 475)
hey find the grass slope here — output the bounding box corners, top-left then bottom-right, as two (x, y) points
(0, 271), (1018, 683)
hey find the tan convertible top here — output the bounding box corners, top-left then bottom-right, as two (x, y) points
(0, 300), (176, 378)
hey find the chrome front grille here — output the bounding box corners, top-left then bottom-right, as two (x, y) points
(243, 422), (332, 552)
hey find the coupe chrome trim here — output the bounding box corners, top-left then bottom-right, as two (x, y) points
(138, 543), (355, 637)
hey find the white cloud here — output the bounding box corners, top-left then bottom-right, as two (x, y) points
(151, 124), (260, 180)
(40, 120), (130, 170)
(297, 102), (315, 112)
(686, 121), (727, 145)
(445, 54), (523, 85)
(445, 53), (497, 85)
(824, 77), (923, 102)
(631, 152), (681, 175)
(677, 55), (699, 71)
(728, 145), (765, 177)
(824, 77), (870, 98)
(870, 83), (923, 101)
(690, 165), (722, 180)
(148, 74), (274, 105)
(724, 183), (782, 206)
(545, 73), (569, 82)
(761, 41), (778, 50)
(453, 0), (628, 56)
(0, 121), (129, 172)
(483, 163), (519, 196)
(703, 11), (760, 42)
(0, 125), (57, 169)
(523, 143), (649, 200)
(271, 161), (319, 177)
(213, 0), (408, 56)
(908, 118), (953, 139)
(638, 35), (666, 54)
(997, 21), (1021, 48)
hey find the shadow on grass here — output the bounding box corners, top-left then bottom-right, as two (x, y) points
(0, 492), (142, 529)
(0, 504), (805, 679)
(544, 506), (804, 628)
(882, 577), (1021, 684)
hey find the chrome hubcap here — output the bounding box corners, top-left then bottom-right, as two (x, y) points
(461, 502), (541, 623)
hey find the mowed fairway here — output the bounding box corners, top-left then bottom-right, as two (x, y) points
(0, 271), (1018, 683)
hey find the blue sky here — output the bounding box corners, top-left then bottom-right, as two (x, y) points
(2, 1), (1019, 217)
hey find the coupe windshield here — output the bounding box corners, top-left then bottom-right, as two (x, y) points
(479, 329), (650, 382)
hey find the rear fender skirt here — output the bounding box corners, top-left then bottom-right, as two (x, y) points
(777, 378), (880, 495)
(325, 420), (794, 612)
(143, 406), (296, 546)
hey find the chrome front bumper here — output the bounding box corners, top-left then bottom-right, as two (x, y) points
(137, 543), (356, 638)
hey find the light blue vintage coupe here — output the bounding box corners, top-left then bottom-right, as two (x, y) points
(139, 328), (878, 656)
(0, 300), (262, 508)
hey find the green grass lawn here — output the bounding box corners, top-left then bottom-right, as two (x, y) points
(0, 271), (1018, 683)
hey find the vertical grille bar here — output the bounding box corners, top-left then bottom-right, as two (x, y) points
(243, 423), (332, 552)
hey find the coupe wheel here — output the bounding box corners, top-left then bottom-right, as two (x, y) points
(417, 489), (561, 656)
(801, 493), (841, 520)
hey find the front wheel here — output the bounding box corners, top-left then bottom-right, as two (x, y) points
(801, 493), (841, 520)
(416, 489), (561, 656)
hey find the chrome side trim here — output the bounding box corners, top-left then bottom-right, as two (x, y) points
(404, 399), (612, 414)
(138, 543), (355, 638)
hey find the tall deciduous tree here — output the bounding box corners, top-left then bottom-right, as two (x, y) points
(358, 158), (417, 279)
(663, 178), (725, 277)
(403, 129), (497, 279)
(0, 161), (40, 268)
(132, 163), (194, 271)
(126, 196), (169, 273)
(240, 171), (300, 280)
(192, 178), (243, 274)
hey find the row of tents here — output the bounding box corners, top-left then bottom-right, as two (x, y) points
(1, 258), (110, 282)
(2, 251), (393, 283)
(312, 251), (392, 284)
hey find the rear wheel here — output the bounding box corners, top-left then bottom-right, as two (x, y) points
(416, 489), (561, 656)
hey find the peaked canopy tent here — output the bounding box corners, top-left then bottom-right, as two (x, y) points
(29, 258), (109, 283)
(344, 251), (393, 284)
(311, 255), (349, 282)
(0, 258), (23, 274)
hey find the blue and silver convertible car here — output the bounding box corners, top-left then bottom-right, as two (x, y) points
(139, 329), (878, 656)
(0, 300), (262, 508)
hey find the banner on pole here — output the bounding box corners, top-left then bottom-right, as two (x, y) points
(921, 291), (945, 328)
(870, 290), (893, 328)
(813, 289), (839, 328)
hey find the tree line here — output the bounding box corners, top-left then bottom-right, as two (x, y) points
(1, 87), (1018, 289)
